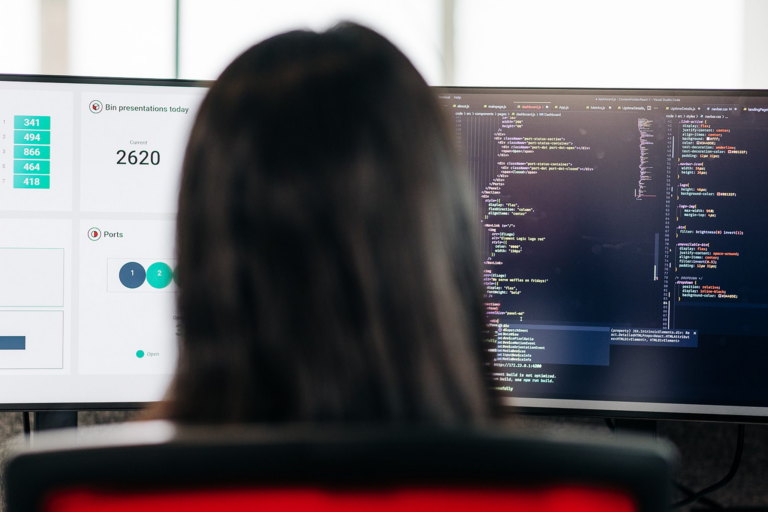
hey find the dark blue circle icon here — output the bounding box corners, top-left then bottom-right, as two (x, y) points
(119, 262), (146, 289)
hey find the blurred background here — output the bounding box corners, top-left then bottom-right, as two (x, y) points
(1, 0), (767, 89)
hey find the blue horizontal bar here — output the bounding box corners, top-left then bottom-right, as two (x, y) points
(0, 336), (25, 350)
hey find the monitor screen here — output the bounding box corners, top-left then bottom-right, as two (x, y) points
(0, 75), (208, 408)
(439, 87), (768, 421)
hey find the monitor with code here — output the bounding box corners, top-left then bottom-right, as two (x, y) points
(438, 87), (768, 421)
(0, 75), (207, 408)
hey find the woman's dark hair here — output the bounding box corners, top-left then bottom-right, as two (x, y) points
(167, 23), (493, 424)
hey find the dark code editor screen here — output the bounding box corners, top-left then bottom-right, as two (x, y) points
(439, 89), (768, 413)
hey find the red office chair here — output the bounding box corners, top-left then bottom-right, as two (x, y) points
(4, 421), (677, 512)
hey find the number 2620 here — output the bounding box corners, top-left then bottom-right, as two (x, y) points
(116, 150), (160, 165)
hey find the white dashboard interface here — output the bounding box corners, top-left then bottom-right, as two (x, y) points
(0, 77), (208, 405)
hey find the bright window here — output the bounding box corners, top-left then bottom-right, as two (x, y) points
(454, 0), (745, 88)
(68, 0), (175, 78)
(0, 0), (41, 74)
(179, 0), (444, 84)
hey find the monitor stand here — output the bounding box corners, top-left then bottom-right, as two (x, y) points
(613, 418), (657, 438)
(33, 411), (77, 431)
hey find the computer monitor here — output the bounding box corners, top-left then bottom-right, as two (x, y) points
(0, 74), (208, 409)
(6, 75), (767, 420)
(437, 87), (768, 422)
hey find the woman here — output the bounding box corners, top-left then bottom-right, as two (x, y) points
(166, 23), (495, 424)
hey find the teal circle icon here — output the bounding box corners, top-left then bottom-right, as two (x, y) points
(136, 350), (145, 358)
(147, 262), (173, 289)
(119, 262), (146, 289)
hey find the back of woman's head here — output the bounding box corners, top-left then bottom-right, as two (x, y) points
(170, 23), (492, 424)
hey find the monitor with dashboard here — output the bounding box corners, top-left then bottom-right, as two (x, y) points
(438, 87), (768, 422)
(2, 74), (768, 422)
(0, 74), (208, 408)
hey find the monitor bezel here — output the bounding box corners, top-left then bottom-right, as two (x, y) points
(0, 73), (212, 88)
(435, 85), (768, 98)
(438, 85), (768, 424)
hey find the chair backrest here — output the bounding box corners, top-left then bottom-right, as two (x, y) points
(4, 422), (677, 512)
(43, 486), (637, 512)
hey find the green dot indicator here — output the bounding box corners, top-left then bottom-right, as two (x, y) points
(147, 262), (173, 289)
(136, 350), (145, 358)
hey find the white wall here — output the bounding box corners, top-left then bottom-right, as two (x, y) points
(68, 0), (175, 78)
(454, 0), (746, 88)
(0, 0), (766, 91)
(0, 0), (41, 74)
(744, 0), (768, 89)
(178, 0), (443, 84)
